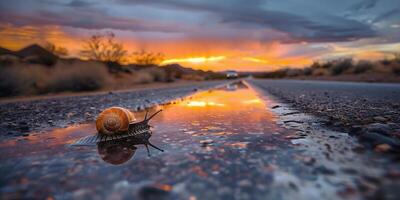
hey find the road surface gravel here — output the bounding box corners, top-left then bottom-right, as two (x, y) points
(248, 79), (400, 150)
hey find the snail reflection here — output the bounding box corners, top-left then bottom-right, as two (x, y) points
(97, 135), (163, 165)
(74, 107), (164, 164)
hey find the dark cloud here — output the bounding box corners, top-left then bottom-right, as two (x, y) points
(0, 5), (189, 33)
(0, 0), (393, 43)
(68, 0), (93, 7)
(118, 0), (377, 42)
(349, 0), (379, 11)
(372, 8), (400, 22)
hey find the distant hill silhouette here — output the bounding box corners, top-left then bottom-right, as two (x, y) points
(16, 44), (56, 59)
(163, 63), (208, 74)
(0, 47), (14, 56)
(0, 44), (57, 60)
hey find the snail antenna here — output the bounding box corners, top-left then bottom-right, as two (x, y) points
(144, 144), (151, 156)
(144, 110), (149, 120)
(145, 109), (163, 122)
(148, 142), (164, 152)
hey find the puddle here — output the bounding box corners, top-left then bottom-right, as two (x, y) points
(0, 82), (399, 199)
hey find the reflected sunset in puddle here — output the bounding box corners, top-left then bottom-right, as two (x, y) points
(0, 82), (297, 199)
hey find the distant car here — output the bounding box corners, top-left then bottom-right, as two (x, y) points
(226, 70), (238, 79)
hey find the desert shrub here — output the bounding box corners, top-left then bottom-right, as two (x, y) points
(286, 68), (302, 77)
(303, 67), (313, 76)
(23, 55), (57, 66)
(312, 68), (329, 76)
(0, 55), (19, 66)
(0, 60), (110, 97)
(381, 59), (392, 66)
(46, 61), (109, 92)
(139, 67), (167, 82)
(105, 61), (131, 74)
(130, 50), (164, 66)
(0, 65), (49, 96)
(353, 61), (373, 74)
(181, 74), (204, 81)
(204, 72), (225, 80)
(44, 42), (69, 57)
(253, 69), (290, 78)
(133, 71), (155, 84)
(392, 65), (400, 75)
(329, 59), (353, 76)
(0, 67), (21, 96)
(310, 61), (322, 69)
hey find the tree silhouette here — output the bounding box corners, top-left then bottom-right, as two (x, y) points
(44, 42), (69, 57)
(131, 49), (164, 65)
(80, 32), (127, 63)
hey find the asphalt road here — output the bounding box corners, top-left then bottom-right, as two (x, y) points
(0, 81), (228, 138)
(2, 82), (399, 199)
(248, 79), (400, 149)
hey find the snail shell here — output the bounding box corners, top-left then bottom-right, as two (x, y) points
(95, 107), (136, 135)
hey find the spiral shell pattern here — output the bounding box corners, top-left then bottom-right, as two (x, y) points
(95, 107), (136, 135)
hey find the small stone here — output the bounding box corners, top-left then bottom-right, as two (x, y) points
(360, 132), (400, 148)
(313, 166), (335, 175)
(138, 186), (170, 200)
(285, 135), (304, 139)
(366, 123), (391, 135)
(386, 169), (400, 179)
(238, 179), (252, 187)
(200, 139), (213, 147)
(349, 125), (363, 135)
(303, 157), (316, 166)
(374, 144), (391, 153)
(373, 116), (388, 122)
(272, 105), (281, 109)
(20, 126), (30, 131)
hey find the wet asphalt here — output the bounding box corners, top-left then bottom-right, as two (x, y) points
(0, 81), (227, 138)
(248, 79), (400, 147)
(1, 81), (400, 200)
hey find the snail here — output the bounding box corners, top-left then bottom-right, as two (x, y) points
(74, 107), (164, 156)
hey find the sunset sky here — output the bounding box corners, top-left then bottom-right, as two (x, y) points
(0, 0), (399, 71)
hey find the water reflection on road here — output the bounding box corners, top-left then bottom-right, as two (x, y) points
(1, 82), (395, 199)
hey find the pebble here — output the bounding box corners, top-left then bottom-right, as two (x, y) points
(313, 166), (335, 175)
(200, 139), (213, 147)
(238, 179), (252, 187)
(360, 132), (400, 148)
(284, 135), (304, 140)
(349, 125), (363, 135)
(138, 186), (170, 200)
(373, 116), (388, 122)
(374, 144), (391, 153)
(366, 123), (391, 135)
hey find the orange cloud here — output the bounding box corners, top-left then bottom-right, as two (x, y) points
(0, 23), (84, 56)
(1, 24), (397, 72)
